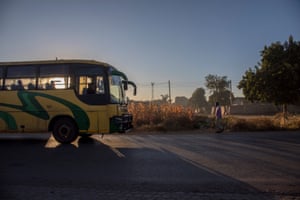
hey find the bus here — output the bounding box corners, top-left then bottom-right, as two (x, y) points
(0, 59), (136, 143)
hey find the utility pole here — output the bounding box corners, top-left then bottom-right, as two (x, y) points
(151, 82), (154, 102)
(228, 80), (232, 115)
(168, 80), (171, 104)
(229, 80), (232, 105)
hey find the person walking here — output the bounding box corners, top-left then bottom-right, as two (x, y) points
(215, 102), (224, 133)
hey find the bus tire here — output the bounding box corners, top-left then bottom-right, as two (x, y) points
(52, 117), (78, 144)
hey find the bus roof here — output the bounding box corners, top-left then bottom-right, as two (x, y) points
(0, 59), (112, 67)
(0, 59), (128, 80)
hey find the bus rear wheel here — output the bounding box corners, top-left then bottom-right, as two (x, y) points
(52, 118), (78, 144)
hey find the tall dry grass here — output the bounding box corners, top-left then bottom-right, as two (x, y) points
(221, 115), (300, 131)
(128, 102), (195, 131)
(128, 102), (300, 132)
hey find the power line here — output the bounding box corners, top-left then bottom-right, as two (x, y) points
(128, 80), (244, 101)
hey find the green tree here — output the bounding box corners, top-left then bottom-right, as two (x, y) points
(205, 74), (233, 106)
(208, 90), (233, 106)
(238, 35), (300, 114)
(189, 88), (208, 113)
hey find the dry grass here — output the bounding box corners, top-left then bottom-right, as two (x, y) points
(226, 114), (300, 131)
(128, 102), (195, 131)
(225, 116), (276, 131)
(129, 102), (300, 132)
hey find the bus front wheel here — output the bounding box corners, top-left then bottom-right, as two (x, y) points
(52, 118), (78, 144)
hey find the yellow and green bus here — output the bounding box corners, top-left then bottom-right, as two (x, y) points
(0, 59), (136, 143)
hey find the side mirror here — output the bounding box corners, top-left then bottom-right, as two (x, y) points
(127, 81), (137, 96)
(122, 80), (128, 90)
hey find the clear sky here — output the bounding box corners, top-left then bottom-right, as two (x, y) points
(1, 0), (300, 101)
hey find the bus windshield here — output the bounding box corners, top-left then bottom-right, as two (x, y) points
(110, 75), (125, 104)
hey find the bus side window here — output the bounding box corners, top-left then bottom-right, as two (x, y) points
(96, 76), (105, 94)
(6, 66), (36, 90)
(5, 79), (27, 90)
(28, 83), (35, 90)
(86, 83), (96, 94)
(77, 76), (93, 95)
(0, 67), (2, 89)
(16, 80), (24, 90)
(76, 75), (105, 96)
(11, 83), (17, 90)
(45, 81), (55, 89)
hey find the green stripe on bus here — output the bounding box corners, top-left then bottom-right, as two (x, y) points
(0, 91), (90, 130)
(0, 111), (18, 130)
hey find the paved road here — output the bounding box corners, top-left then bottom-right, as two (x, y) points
(0, 131), (299, 200)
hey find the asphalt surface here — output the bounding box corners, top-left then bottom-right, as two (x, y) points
(0, 131), (299, 200)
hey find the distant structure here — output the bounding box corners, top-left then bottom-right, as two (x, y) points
(230, 98), (300, 115)
(174, 96), (189, 107)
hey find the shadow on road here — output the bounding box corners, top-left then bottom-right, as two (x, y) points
(0, 133), (274, 199)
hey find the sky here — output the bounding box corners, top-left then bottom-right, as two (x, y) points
(1, 0), (300, 101)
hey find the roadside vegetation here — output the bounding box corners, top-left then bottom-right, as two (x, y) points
(128, 102), (194, 131)
(128, 103), (300, 132)
(225, 114), (300, 131)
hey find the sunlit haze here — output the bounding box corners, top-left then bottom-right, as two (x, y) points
(1, 0), (299, 101)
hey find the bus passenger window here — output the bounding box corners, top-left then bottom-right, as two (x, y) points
(16, 80), (24, 90)
(77, 76), (105, 95)
(2, 80), (35, 90)
(28, 83), (35, 90)
(39, 77), (69, 89)
(86, 83), (95, 94)
(96, 76), (105, 94)
(0, 67), (2, 89)
(46, 81), (55, 89)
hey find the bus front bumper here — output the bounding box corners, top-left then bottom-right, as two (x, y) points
(110, 114), (133, 133)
